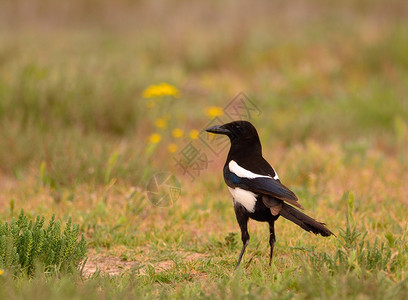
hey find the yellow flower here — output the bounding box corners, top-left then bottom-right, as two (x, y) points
(167, 143), (178, 153)
(142, 83), (180, 98)
(189, 129), (199, 140)
(206, 106), (224, 118)
(0, 269), (3, 275)
(149, 133), (162, 144)
(172, 128), (184, 138)
(154, 118), (168, 129)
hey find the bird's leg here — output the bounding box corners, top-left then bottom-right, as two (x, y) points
(236, 235), (249, 270)
(268, 221), (276, 266)
(234, 203), (249, 270)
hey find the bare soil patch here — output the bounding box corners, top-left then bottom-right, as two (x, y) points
(81, 250), (208, 277)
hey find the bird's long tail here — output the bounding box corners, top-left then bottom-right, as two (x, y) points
(280, 203), (334, 236)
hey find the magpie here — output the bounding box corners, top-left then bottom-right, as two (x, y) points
(206, 120), (333, 269)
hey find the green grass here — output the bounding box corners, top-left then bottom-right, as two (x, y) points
(0, 0), (408, 298)
(0, 210), (87, 277)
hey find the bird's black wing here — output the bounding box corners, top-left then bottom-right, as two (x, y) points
(238, 177), (304, 209)
(224, 156), (304, 210)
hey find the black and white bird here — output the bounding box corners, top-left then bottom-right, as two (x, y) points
(206, 120), (333, 269)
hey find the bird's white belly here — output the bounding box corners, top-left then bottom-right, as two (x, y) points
(228, 187), (257, 213)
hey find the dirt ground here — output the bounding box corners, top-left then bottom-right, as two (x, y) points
(81, 251), (207, 277)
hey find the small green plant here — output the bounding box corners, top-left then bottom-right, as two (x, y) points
(0, 209), (87, 277)
(224, 232), (239, 251)
(214, 232), (238, 252)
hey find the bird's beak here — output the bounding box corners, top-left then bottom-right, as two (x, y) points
(205, 125), (230, 135)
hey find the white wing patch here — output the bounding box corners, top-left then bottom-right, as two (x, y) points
(272, 167), (279, 180)
(228, 187), (257, 213)
(229, 160), (279, 180)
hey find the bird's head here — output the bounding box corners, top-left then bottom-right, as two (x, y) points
(205, 120), (260, 143)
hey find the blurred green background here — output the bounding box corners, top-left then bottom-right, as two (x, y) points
(1, 0), (407, 187)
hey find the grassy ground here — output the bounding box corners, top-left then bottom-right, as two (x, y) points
(1, 0), (408, 298)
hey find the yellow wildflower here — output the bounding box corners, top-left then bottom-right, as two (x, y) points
(154, 118), (168, 129)
(142, 82), (180, 98)
(167, 143), (178, 153)
(206, 106), (224, 118)
(189, 129), (199, 140)
(0, 269), (3, 275)
(149, 133), (162, 144)
(172, 128), (184, 138)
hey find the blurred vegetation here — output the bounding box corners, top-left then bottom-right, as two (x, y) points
(0, 0), (407, 299)
(0, 0), (407, 186)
